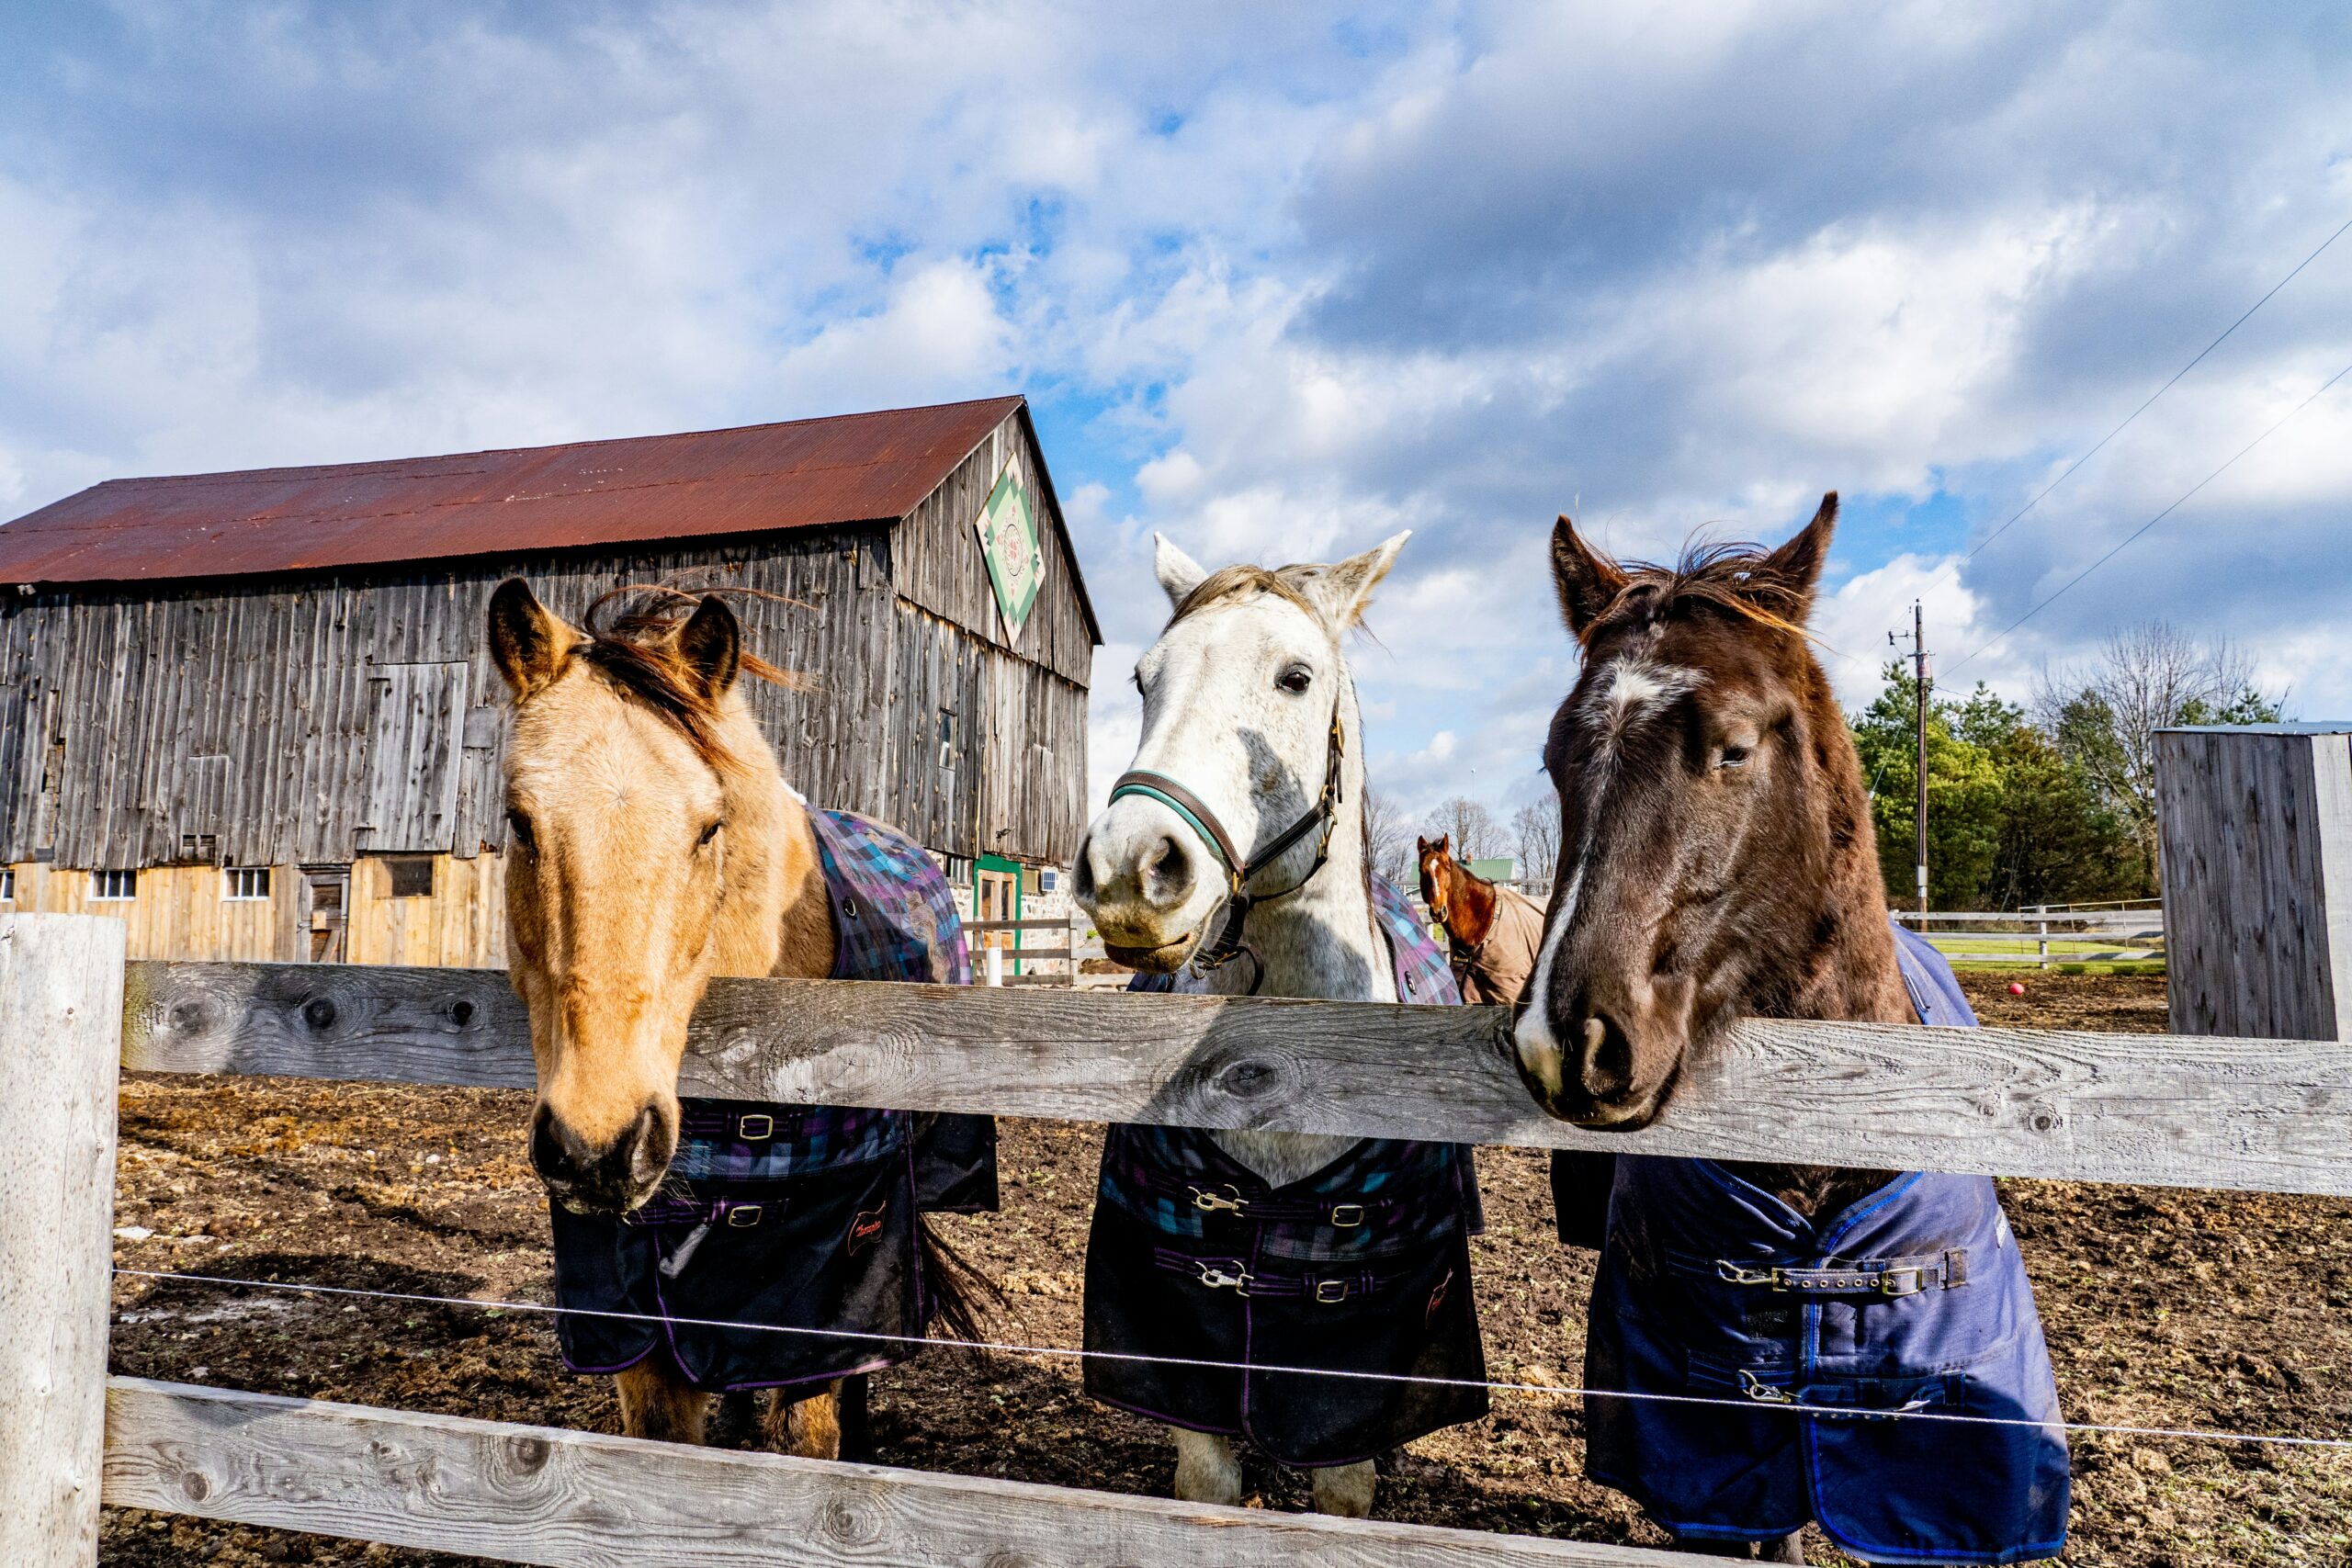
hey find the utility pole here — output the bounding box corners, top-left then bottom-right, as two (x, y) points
(1891, 603), (1929, 916)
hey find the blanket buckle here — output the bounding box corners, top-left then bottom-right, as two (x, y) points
(1737, 1370), (1797, 1405)
(1189, 1184), (1249, 1214)
(1715, 1261), (1780, 1287)
(1195, 1261), (1253, 1294)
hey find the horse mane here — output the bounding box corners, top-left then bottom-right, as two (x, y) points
(1590, 539), (1815, 645)
(575, 586), (805, 771)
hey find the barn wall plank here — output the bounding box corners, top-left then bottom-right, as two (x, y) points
(119, 962), (2352, 1196)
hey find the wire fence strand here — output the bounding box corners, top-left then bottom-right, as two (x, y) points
(113, 1265), (2352, 1454)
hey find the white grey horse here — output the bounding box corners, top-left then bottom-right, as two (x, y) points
(1077, 530), (1418, 1517)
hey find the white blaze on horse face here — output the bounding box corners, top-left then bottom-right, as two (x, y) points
(1512, 864), (1580, 1091)
(1584, 657), (1700, 751)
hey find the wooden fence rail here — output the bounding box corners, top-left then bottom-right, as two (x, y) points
(123, 959), (2352, 1197)
(104, 1379), (1683, 1568)
(8, 927), (2347, 1565)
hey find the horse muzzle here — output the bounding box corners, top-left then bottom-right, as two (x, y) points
(529, 1100), (677, 1216)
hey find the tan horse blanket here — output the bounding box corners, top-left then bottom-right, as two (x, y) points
(1451, 882), (1547, 1006)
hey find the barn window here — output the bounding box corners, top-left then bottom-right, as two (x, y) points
(0, 868), (14, 901)
(937, 708), (957, 769)
(222, 866), (272, 901)
(92, 869), (138, 901)
(384, 856), (435, 898)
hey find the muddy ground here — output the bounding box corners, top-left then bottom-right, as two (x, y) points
(102, 974), (2351, 1566)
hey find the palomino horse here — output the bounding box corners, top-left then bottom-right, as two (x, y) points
(490, 581), (988, 1459)
(1415, 833), (1546, 1007)
(1075, 532), (1487, 1517)
(1510, 497), (2068, 1565)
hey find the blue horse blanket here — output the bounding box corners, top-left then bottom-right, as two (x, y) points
(1085, 876), (1489, 1465)
(548, 807), (996, 1392)
(1585, 924), (2069, 1564)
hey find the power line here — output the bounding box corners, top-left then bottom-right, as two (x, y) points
(1942, 211), (2352, 577)
(1949, 358), (2352, 675)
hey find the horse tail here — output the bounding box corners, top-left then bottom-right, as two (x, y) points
(918, 1216), (1004, 1343)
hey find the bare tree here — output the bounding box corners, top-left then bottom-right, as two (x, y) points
(1361, 786), (1417, 888)
(1423, 796), (1503, 864)
(2036, 622), (2282, 884)
(1512, 795), (1562, 883)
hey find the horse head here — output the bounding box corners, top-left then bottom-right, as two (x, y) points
(489, 581), (800, 1214)
(1074, 531), (1407, 973)
(1416, 834), (1454, 925)
(1512, 493), (1891, 1128)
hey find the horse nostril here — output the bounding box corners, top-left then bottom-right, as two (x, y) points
(1577, 1012), (1634, 1099)
(528, 1104), (577, 1188)
(1144, 835), (1194, 906)
(1071, 834), (1099, 901)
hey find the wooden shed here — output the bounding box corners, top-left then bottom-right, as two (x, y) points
(2155, 723), (2352, 1042)
(0, 396), (1097, 966)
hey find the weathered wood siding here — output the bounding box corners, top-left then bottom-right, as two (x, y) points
(2, 863), (295, 963)
(0, 515), (1090, 880)
(894, 409), (1093, 688)
(2155, 725), (2352, 1041)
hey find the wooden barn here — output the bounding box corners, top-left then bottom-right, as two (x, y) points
(0, 395), (1097, 966)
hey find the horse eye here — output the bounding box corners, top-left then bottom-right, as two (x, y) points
(697, 818), (724, 847)
(506, 808), (536, 849)
(1277, 667), (1313, 694)
(1718, 746), (1751, 770)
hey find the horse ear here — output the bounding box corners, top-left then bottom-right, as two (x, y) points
(1154, 533), (1209, 610)
(1757, 491), (1838, 618)
(1306, 530), (1408, 628)
(1551, 515), (1628, 642)
(676, 594), (742, 699)
(487, 579), (579, 700)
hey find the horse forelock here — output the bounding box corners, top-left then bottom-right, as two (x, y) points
(1168, 565), (1329, 637)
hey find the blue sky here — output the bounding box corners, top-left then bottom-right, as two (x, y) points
(4, 2), (2349, 834)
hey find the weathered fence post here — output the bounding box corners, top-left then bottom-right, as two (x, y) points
(2155, 723), (2352, 1040)
(0, 915), (127, 1567)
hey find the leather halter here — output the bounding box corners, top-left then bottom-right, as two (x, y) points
(1107, 706), (1348, 992)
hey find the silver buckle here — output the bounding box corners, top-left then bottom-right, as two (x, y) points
(738, 1114), (775, 1140)
(1314, 1280), (1350, 1304)
(1716, 1261), (1780, 1287)
(1329, 1204), (1364, 1228)
(1737, 1370), (1795, 1404)
(1874, 1267), (1926, 1297)
(1195, 1261), (1252, 1294)
(726, 1205), (763, 1228)
(1189, 1185), (1248, 1214)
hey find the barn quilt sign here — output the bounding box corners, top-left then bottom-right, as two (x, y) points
(974, 461), (1042, 643)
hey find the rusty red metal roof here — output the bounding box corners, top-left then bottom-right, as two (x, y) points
(0, 395), (1029, 588)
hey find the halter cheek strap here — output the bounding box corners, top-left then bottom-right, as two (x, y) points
(1107, 707), (1348, 992)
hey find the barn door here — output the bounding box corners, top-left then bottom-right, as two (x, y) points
(976, 853), (1020, 977)
(360, 661), (468, 853)
(301, 866), (350, 964)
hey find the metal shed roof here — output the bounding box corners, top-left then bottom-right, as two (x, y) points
(0, 395), (1031, 589)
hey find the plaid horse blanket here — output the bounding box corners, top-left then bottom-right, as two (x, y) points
(1584, 924), (2069, 1562)
(548, 807), (996, 1393)
(1083, 875), (1489, 1466)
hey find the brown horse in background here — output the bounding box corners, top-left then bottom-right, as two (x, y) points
(1417, 833), (1547, 1007)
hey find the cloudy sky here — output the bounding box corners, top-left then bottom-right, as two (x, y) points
(5, 2), (2349, 837)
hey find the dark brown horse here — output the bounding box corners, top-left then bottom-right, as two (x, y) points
(1510, 492), (1905, 1215)
(1416, 834), (1545, 1007)
(1513, 495), (1902, 1564)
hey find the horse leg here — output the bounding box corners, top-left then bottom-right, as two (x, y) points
(763, 1380), (845, 1461)
(1308, 1459), (1377, 1517)
(1170, 1427), (1243, 1506)
(1758, 1533), (1809, 1564)
(615, 1361), (709, 1445)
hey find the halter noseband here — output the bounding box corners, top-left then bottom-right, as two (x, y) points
(1107, 706), (1348, 992)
